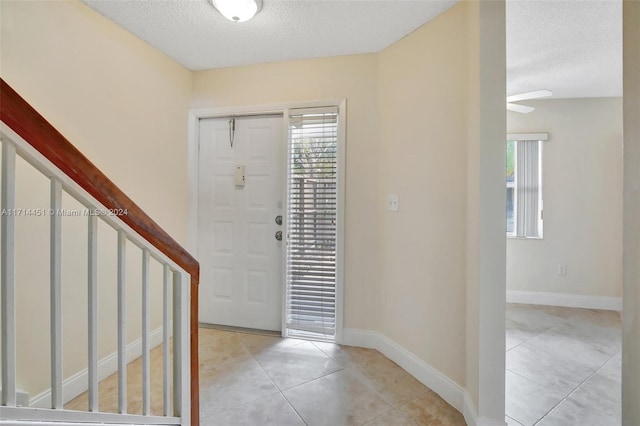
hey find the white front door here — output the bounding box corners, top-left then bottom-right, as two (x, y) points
(198, 115), (284, 331)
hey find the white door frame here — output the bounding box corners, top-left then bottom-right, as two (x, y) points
(188, 99), (347, 342)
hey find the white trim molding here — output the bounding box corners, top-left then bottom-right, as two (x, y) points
(507, 290), (622, 311)
(29, 325), (167, 408)
(342, 329), (506, 426)
(477, 418), (509, 426)
(507, 133), (548, 141)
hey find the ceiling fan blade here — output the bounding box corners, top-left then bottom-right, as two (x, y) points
(507, 103), (535, 113)
(507, 89), (552, 103)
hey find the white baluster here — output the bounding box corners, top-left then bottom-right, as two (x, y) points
(1, 142), (16, 406)
(88, 214), (98, 412)
(179, 272), (191, 425)
(163, 264), (171, 416)
(117, 230), (127, 414)
(50, 179), (63, 409)
(142, 248), (151, 415)
(172, 271), (182, 418)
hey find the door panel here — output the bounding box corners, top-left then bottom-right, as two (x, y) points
(198, 115), (284, 331)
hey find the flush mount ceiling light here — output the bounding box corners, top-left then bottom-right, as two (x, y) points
(209, 0), (262, 23)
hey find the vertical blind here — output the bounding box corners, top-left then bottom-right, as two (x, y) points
(286, 107), (338, 338)
(515, 140), (541, 237)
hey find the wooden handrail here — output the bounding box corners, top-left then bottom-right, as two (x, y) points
(0, 78), (200, 426)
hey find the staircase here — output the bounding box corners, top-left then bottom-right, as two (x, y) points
(0, 79), (200, 426)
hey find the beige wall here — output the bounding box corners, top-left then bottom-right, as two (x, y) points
(0, 0), (509, 418)
(464, 0), (482, 408)
(192, 2), (501, 399)
(1, 0), (191, 399)
(192, 54), (383, 332)
(507, 98), (623, 298)
(192, 0), (500, 404)
(1, 0), (192, 242)
(377, 2), (469, 387)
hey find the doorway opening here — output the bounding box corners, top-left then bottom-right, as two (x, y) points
(194, 103), (345, 343)
(505, 1), (623, 424)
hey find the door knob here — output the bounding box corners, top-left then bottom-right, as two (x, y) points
(275, 231), (282, 241)
(275, 215), (283, 225)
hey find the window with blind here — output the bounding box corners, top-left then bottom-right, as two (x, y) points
(285, 107), (339, 339)
(506, 138), (543, 238)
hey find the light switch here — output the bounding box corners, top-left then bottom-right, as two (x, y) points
(557, 264), (567, 276)
(387, 194), (399, 212)
(235, 165), (245, 187)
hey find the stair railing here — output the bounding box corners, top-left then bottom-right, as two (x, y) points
(0, 79), (199, 426)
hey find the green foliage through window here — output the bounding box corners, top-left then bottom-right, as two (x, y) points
(506, 140), (515, 180)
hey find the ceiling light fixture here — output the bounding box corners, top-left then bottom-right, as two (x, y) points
(210, 0), (262, 23)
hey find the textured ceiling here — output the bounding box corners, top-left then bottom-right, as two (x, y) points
(81, 0), (458, 71)
(82, 0), (622, 98)
(507, 0), (622, 98)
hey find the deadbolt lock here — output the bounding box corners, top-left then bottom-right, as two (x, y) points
(275, 215), (283, 225)
(275, 231), (283, 241)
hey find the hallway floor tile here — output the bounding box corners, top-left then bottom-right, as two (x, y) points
(65, 327), (466, 425)
(506, 304), (621, 426)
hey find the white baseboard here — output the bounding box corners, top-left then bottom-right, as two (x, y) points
(477, 418), (509, 426)
(507, 290), (622, 311)
(341, 328), (379, 349)
(461, 393), (506, 426)
(463, 391), (478, 426)
(342, 329), (505, 426)
(29, 326), (166, 408)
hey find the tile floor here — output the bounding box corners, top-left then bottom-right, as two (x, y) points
(66, 304), (620, 426)
(506, 303), (622, 426)
(65, 342), (170, 416)
(66, 327), (466, 425)
(197, 328), (465, 425)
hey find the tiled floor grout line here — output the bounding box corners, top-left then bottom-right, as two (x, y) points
(506, 368), (551, 389)
(506, 308), (574, 353)
(263, 339), (358, 426)
(74, 328), (464, 424)
(307, 340), (431, 413)
(506, 306), (622, 426)
(205, 331), (288, 422)
(507, 325), (555, 353)
(277, 362), (355, 392)
(308, 343), (430, 417)
(506, 414), (525, 426)
(240, 330), (282, 388)
(197, 328), (465, 425)
(236, 333), (335, 426)
(279, 389), (309, 426)
(272, 339), (412, 425)
(530, 341), (620, 426)
(275, 339), (387, 425)
(506, 311), (619, 425)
